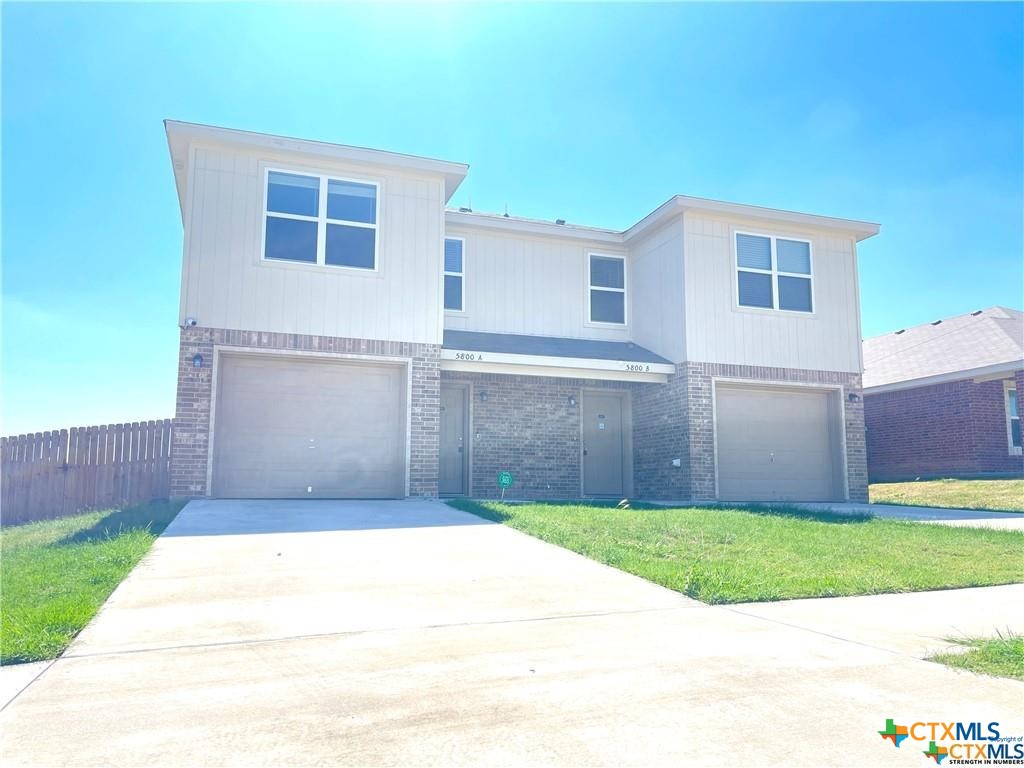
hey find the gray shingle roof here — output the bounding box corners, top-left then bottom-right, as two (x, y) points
(863, 306), (1023, 390)
(442, 330), (671, 365)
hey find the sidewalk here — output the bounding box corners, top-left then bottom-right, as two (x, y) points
(730, 583), (1024, 658)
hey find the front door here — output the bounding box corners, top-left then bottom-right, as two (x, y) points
(439, 385), (468, 495)
(582, 392), (625, 497)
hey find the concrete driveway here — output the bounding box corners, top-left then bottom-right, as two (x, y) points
(1, 499), (1021, 767)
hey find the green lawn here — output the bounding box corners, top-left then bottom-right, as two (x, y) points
(869, 478), (1024, 512)
(930, 634), (1024, 681)
(0, 501), (184, 664)
(448, 500), (1024, 604)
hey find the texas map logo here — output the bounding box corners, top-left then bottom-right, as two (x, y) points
(923, 741), (949, 764)
(879, 720), (949, 764)
(879, 719), (910, 748)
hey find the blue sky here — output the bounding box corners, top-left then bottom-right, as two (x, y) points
(3, 2), (1022, 435)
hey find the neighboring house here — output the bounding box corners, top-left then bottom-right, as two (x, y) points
(863, 307), (1024, 481)
(165, 120), (880, 503)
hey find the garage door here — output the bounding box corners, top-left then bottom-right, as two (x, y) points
(715, 384), (842, 502)
(212, 355), (406, 498)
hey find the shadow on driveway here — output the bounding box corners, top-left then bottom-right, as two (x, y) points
(161, 498), (495, 537)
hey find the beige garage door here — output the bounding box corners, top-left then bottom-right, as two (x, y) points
(212, 355), (406, 498)
(715, 384), (842, 502)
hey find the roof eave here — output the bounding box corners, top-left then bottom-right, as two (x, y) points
(164, 120), (470, 217)
(445, 210), (624, 245)
(623, 195), (881, 243)
(863, 360), (1023, 394)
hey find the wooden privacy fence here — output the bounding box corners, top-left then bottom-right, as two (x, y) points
(1, 419), (174, 525)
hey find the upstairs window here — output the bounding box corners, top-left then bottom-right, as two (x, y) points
(588, 254), (626, 324)
(444, 238), (464, 311)
(263, 170), (378, 270)
(736, 233), (813, 312)
(1006, 383), (1021, 453)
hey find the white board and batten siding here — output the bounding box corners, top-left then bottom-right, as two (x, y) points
(442, 227), (631, 342)
(682, 212), (863, 373)
(628, 216), (687, 364)
(180, 143), (447, 345)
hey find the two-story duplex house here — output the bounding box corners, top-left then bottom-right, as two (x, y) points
(166, 121), (880, 503)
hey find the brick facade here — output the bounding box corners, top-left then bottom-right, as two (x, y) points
(171, 326), (440, 499)
(629, 363), (866, 502)
(864, 372), (1024, 481)
(440, 363), (865, 502)
(174, 331), (867, 502)
(631, 372), (690, 499)
(439, 371), (631, 499)
(682, 363), (867, 502)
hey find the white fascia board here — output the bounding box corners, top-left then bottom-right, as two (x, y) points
(440, 348), (674, 379)
(863, 361), (1022, 395)
(164, 120), (469, 210)
(623, 196), (881, 243)
(441, 358), (669, 383)
(444, 210), (624, 245)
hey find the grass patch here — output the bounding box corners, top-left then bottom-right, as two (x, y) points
(1, 501), (184, 664)
(449, 499), (1024, 604)
(869, 478), (1024, 513)
(930, 632), (1024, 681)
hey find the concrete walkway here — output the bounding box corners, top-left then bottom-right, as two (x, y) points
(650, 499), (1024, 530)
(732, 583), (1024, 657)
(798, 502), (1024, 531)
(0, 661), (50, 709)
(1, 499), (1021, 767)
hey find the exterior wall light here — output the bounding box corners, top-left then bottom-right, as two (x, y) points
(847, 392), (860, 403)
(192, 353), (204, 368)
(479, 391), (488, 402)
(568, 396), (577, 406)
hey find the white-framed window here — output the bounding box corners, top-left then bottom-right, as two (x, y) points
(444, 237), (464, 312)
(1005, 381), (1021, 454)
(588, 253), (626, 325)
(735, 232), (813, 313)
(262, 168), (379, 270)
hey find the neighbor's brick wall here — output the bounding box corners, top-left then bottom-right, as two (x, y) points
(865, 373), (1024, 481)
(682, 363), (867, 503)
(972, 377), (1024, 474)
(440, 371), (630, 499)
(171, 326), (440, 498)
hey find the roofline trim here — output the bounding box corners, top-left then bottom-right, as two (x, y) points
(439, 347), (676, 375)
(165, 119), (470, 206)
(444, 210), (624, 244)
(863, 360), (1022, 394)
(440, 357), (671, 383)
(625, 196), (881, 242)
(166, 120), (881, 241)
(447, 194), (880, 244)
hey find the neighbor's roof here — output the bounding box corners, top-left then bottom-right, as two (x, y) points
(863, 306), (1024, 392)
(443, 330), (671, 365)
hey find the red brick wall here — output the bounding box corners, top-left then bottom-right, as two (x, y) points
(864, 373), (1024, 481)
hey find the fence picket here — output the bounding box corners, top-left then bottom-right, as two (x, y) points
(1, 419), (174, 525)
